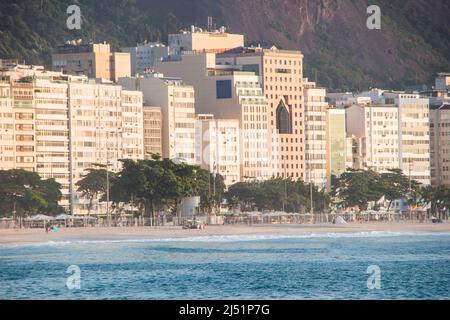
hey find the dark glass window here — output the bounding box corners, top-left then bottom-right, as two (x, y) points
(216, 80), (232, 99)
(276, 100), (292, 134)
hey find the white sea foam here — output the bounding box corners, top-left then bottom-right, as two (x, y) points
(1, 231), (450, 248)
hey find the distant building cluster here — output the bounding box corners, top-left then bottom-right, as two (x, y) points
(1, 26), (449, 214)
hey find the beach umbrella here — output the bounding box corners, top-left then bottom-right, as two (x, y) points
(55, 214), (74, 220)
(28, 214), (55, 221)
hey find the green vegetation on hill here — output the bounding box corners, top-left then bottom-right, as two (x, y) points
(0, 0), (449, 91)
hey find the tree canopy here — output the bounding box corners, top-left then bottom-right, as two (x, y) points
(0, 169), (63, 218)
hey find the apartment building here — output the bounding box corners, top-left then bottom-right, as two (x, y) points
(122, 43), (169, 75)
(325, 108), (347, 190)
(52, 41), (131, 82)
(430, 103), (450, 186)
(12, 80), (36, 173)
(217, 46), (305, 180)
(195, 115), (240, 187)
(0, 64), (144, 214)
(0, 80), (14, 170)
(119, 74), (196, 165)
(346, 92), (430, 185)
(389, 93), (430, 185)
(303, 79), (327, 188)
(143, 106), (162, 158)
(169, 26), (244, 56)
(155, 53), (271, 180)
(34, 76), (71, 209)
(346, 104), (400, 173)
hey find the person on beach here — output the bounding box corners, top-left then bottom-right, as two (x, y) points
(45, 222), (49, 233)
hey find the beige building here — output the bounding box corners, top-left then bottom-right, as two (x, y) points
(195, 115), (240, 187)
(430, 103), (450, 186)
(0, 64), (144, 215)
(0, 74), (37, 173)
(119, 74), (196, 165)
(155, 53), (271, 181)
(143, 106), (162, 158)
(169, 26), (244, 56)
(217, 46), (305, 180)
(52, 41), (131, 82)
(303, 79), (327, 188)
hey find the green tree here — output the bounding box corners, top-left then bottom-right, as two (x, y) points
(76, 166), (112, 216)
(110, 155), (199, 224)
(336, 169), (383, 211)
(195, 169), (225, 214)
(0, 169), (62, 218)
(225, 178), (329, 213)
(379, 168), (418, 211)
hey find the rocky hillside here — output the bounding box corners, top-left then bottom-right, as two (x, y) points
(1, 0), (449, 91)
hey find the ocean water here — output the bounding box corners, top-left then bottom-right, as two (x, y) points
(1, 231), (450, 299)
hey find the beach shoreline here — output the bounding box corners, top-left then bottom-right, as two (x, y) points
(0, 221), (449, 245)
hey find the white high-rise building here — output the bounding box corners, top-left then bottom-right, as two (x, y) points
(0, 64), (144, 215)
(346, 104), (400, 173)
(119, 74), (196, 165)
(346, 92), (430, 185)
(195, 115), (240, 187)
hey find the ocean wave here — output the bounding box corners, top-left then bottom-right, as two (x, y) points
(1, 231), (450, 248)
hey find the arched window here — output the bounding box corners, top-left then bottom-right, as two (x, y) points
(276, 100), (291, 134)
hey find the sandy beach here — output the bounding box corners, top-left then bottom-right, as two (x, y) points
(0, 222), (449, 245)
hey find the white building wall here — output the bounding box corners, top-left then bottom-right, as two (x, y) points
(304, 80), (327, 188)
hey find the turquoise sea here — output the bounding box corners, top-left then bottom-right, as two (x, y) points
(1, 232), (450, 299)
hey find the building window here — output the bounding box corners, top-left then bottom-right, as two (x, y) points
(276, 100), (292, 134)
(216, 80), (232, 99)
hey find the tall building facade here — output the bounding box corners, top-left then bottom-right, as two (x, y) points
(155, 53), (271, 181)
(0, 64), (144, 214)
(303, 79), (327, 188)
(430, 103), (450, 186)
(52, 42), (131, 82)
(119, 74), (196, 165)
(217, 46), (305, 180)
(143, 106), (163, 158)
(195, 115), (240, 187)
(346, 92), (430, 185)
(391, 93), (430, 185)
(346, 104), (400, 173)
(122, 43), (169, 75)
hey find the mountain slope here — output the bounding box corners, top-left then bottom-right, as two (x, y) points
(1, 0), (449, 91)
